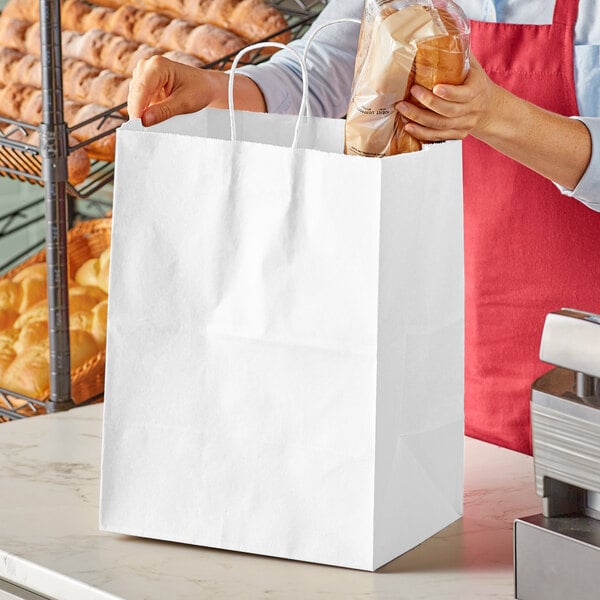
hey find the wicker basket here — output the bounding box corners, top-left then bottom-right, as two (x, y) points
(0, 218), (111, 418)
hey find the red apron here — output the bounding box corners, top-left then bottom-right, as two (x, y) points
(463, 0), (600, 454)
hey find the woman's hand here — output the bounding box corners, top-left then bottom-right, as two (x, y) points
(396, 54), (591, 190)
(128, 56), (267, 126)
(395, 55), (497, 142)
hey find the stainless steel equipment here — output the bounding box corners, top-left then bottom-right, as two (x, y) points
(514, 308), (600, 600)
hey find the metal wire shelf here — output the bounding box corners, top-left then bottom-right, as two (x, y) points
(0, 386), (103, 422)
(0, 0), (326, 194)
(0, 0), (327, 421)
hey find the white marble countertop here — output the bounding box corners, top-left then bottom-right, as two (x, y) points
(0, 405), (540, 600)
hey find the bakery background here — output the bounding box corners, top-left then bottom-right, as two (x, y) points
(0, 0), (327, 420)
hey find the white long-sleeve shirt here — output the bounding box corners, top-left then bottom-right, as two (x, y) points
(240, 0), (600, 210)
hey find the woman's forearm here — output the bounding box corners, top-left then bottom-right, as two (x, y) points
(473, 83), (592, 190)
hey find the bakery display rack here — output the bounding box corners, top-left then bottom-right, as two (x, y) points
(0, 0), (327, 421)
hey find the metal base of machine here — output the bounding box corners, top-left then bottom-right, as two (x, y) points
(514, 513), (600, 600)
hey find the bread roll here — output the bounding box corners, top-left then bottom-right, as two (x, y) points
(12, 263), (47, 283)
(0, 280), (22, 312)
(1, 344), (49, 398)
(0, 330), (17, 383)
(91, 300), (108, 346)
(0, 272), (44, 314)
(68, 285), (108, 311)
(13, 304), (47, 329)
(70, 329), (101, 370)
(75, 256), (102, 288)
(68, 300), (108, 348)
(70, 309), (94, 333)
(13, 319), (48, 354)
(75, 249), (110, 293)
(17, 276), (46, 312)
(1, 326), (98, 399)
(0, 241), (110, 402)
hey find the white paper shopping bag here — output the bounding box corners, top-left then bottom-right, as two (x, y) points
(100, 97), (464, 570)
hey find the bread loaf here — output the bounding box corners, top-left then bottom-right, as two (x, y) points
(2, 14), (204, 76)
(90, 0), (290, 43)
(62, 0), (240, 64)
(0, 103), (92, 185)
(0, 82), (121, 162)
(183, 23), (246, 63)
(0, 0), (39, 24)
(131, 9), (173, 46)
(396, 4), (470, 151)
(345, 0), (470, 156)
(208, 0), (290, 45)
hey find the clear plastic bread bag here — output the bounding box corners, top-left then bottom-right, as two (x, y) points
(344, 0), (470, 157)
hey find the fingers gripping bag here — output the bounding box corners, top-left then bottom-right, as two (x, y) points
(345, 0), (470, 157)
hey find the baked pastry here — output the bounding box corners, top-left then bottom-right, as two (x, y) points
(83, 0), (289, 43)
(0, 252), (110, 401)
(75, 248), (110, 293)
(0, 120), (92, 185)
(2, 15), (204, 76)
(1, 328), (99, 398)
(0, 81), (122, 162)
(0, 309), (18, 330)
(0, 276), (46, 314)
(0, 0), (39, 23)
(11, 263), (47, 283)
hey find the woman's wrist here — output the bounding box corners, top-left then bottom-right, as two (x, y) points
(203, 70), (267, 112)
(471, 84), (592, 190)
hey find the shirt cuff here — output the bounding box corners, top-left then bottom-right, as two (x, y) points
(554, 116), (600, 211)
